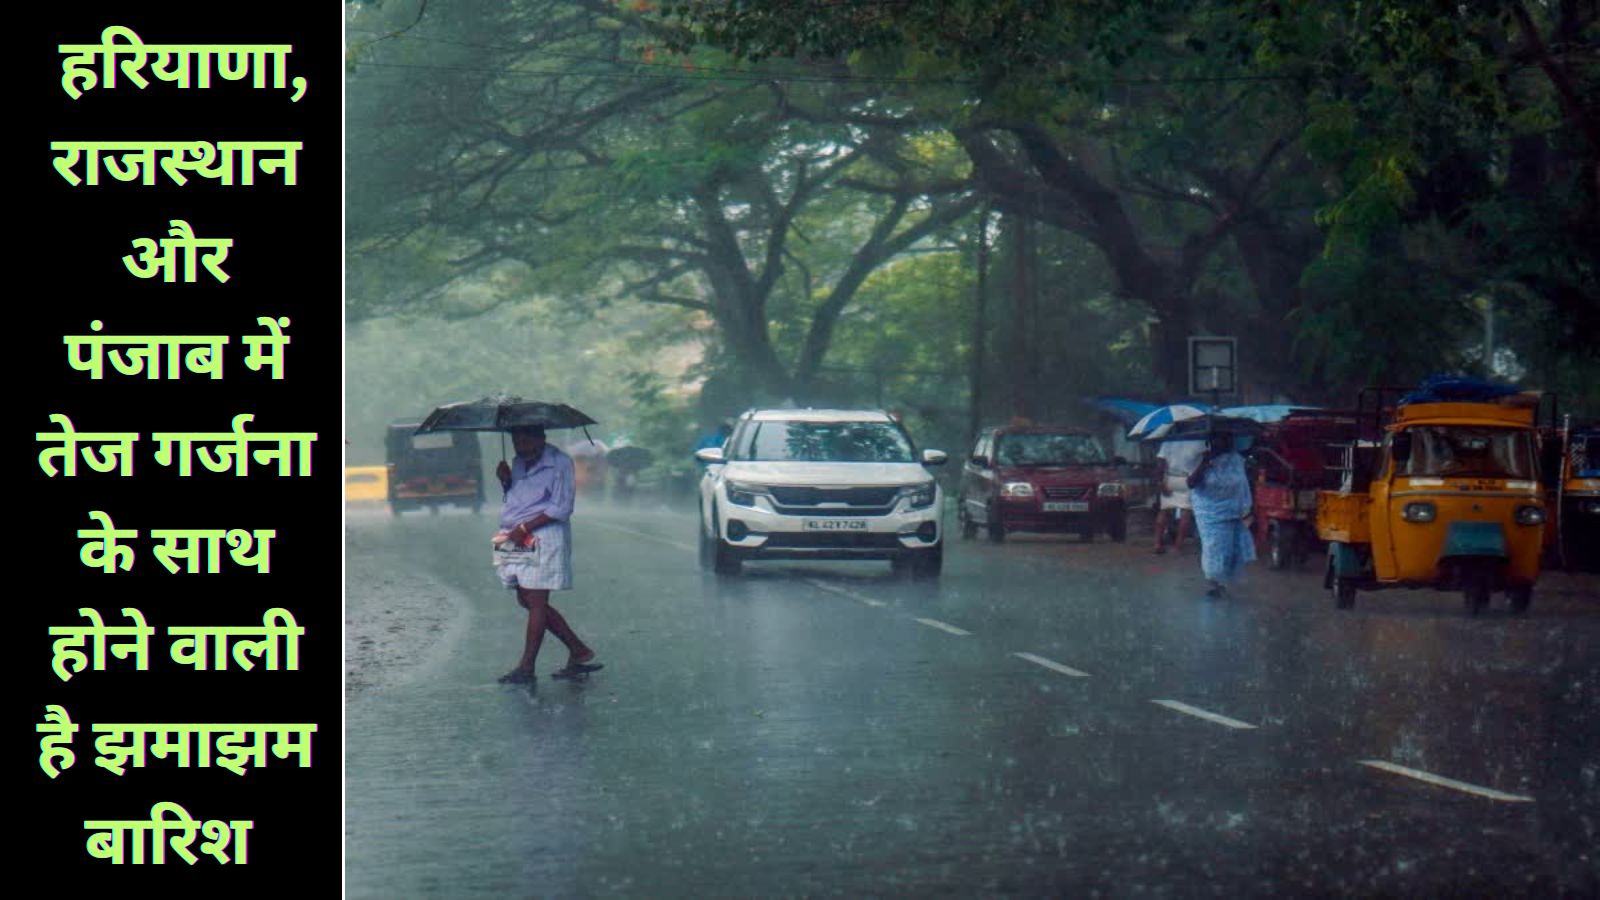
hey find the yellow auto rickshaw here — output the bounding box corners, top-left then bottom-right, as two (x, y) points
(1318, 391), (1548, 614)
(345, 465), (389, 504)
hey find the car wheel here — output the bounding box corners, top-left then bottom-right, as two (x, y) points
(988, 507), (1006, 543)
(1108, 514), (1127, 543)
(697, 512), (715, 571)
(911, 543), (943, 578)
(711, 513), (742, 576)
(1507, 586), (1532, 614)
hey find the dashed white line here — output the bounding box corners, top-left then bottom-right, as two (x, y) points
(1150, 699), (1257, 730)
(1012, 652), (1090, 678)
(913, 617), (972, 636)
(1357, 760), (1535, 803)
(587, 520), (696, 552)
(804, 579), (888, 607)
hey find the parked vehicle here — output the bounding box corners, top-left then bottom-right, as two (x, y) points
(695, 409), (947, 577)
(959, 424), (1127, 543)
(1317, 386), (1549, 614)
(344, 465), (388, 504)
(385, 422), (483, 515)
(1555, 421), (1600, 572)
(1246, 410), (1358, 569)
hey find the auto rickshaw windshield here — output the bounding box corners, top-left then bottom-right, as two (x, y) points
(1396, 426), (1536, 479)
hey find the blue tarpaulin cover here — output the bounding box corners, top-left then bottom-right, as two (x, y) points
(1400, 375), (1522, 406)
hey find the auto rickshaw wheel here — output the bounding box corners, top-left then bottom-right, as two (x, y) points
(1334, 579), (1356, 610)
(1463, 578), (1492, 616)
(1268, 523), (1290, 570)
(1507, 586), (1532, 614)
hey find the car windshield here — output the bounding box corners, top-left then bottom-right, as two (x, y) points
(996, 433), (1107, 466)
(1399, 426), (1535, 479)
(744, 421), (914, 462)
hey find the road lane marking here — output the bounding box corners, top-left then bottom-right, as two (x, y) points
(587, 520), (696, 552)
(1012, 652), (1090, 678)
(913, 617), (972, 636)
(1357, 760), (1535, 803)
(805, 579), (888, 607)
(1151, 699), (1257, 730)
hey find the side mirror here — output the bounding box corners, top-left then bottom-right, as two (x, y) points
(922, 449), (948, 467)
(694, 447), (725, 464)
(1391, 432), (1412, 465)
(970, 454), (989, 468)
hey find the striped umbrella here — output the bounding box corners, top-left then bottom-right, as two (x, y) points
(1127, 404), (1210, 441)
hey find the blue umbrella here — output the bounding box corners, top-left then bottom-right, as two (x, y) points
(1092, 397), (1161, 425)
(1127, 403), (1211, 440)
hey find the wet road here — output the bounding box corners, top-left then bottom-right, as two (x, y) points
(345, 501), (1599, 896)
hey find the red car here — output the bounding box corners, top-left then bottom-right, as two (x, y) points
(959, 425), (1128, 542)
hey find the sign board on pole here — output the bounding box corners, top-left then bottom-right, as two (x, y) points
(1188, 336), (1237, 397)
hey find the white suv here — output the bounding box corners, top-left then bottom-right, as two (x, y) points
(695, 409), (948, 577)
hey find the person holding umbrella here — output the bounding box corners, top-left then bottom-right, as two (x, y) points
(414, 395), (603, 682)
(1186, 426), (1257, 598)
(492, 424), (599, 682)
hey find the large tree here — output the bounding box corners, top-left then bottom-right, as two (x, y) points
(346, 0), (979, 403)
(663, 0), (1600, 405)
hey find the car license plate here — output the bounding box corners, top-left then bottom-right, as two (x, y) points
(1042, 501), (1089, 512)
(804, 519), (867, 531)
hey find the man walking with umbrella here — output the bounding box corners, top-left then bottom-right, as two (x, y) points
(493, 424), (599, 683)
(414, 395), (604, 681)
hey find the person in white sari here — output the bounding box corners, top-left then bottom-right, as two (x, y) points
(1187, 431), (1256, 598)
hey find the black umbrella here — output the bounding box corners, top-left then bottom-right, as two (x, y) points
(416, 394), (598, 434)
(606, 445), (654, 471)
(417, 394), (599, 462)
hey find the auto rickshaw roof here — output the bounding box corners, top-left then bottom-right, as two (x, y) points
(1391, 402), (1534, 428)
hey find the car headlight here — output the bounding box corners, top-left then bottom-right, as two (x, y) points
(1001, 481), (1035, 498)
(900, 481), (937, 509)
(1514, 504), (1545, 526)
(725, 480), (764, 507)
(1401, 501), (1436, 523)
(1097, 482), (1124, 497)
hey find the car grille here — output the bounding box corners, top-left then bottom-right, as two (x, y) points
(1041, 486), (1090, 500)
(769, 486), (899, 506)
(767, 486), (900, 516)
(762, 533), (905, 549)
